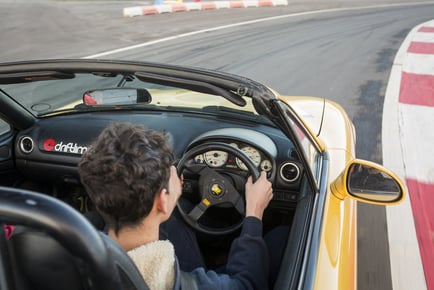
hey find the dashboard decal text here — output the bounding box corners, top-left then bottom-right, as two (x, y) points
(43, 139), (88, 155)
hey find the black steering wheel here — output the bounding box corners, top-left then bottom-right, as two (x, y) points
(176, 142), (260, 235)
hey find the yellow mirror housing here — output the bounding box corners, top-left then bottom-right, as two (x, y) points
(331, 159), (405, 205)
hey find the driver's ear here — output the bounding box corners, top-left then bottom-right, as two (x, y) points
(155, 188), (170, 215)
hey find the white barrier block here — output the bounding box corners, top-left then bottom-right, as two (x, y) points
(243, 0), (259, 7)
(156, 4), (173, 13)
(215, 1), (231, 9)
(185, 2), (202, 10)
(272, 0), (288, 6)
(123, 6), (144, 17)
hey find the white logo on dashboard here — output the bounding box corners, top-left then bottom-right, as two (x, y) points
(43, 139), (88, 155)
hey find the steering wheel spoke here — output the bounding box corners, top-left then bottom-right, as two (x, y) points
(230, 193), (245, 216)
(182, 159), (209, 175)
(187, 203), (207, 222)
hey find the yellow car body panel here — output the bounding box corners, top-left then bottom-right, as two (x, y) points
(282, 95), (358, 290)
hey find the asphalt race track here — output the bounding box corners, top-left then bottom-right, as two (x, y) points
(1, 1), (434, 289)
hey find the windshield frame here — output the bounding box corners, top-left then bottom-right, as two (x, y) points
(0, 59), (273, 119)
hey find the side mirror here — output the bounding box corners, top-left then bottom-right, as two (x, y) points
(331, 159), (405, 205)
(83, 88), (151, 106)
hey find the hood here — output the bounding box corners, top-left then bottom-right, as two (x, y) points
(281, 95), (325, 137)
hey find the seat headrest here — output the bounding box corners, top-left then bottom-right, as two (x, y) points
(0, 186), (148, 290)
(8, 227), (87, 290)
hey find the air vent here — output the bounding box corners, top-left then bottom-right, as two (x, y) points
(19, 136), (34, 154)
(279, 162), (300, 183)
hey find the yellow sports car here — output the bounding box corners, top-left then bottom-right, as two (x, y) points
(0, 59), (404, 290)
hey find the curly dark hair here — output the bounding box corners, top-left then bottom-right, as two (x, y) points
(78, 122), (174, 235)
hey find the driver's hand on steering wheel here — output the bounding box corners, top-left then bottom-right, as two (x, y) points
(245, 171), (273, 220)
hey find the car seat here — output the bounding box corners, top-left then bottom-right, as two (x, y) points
(0, 186), (150, 290)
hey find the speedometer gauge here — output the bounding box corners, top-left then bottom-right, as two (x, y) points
(236, 146), (261, 171)
(204, 150), (228, 167)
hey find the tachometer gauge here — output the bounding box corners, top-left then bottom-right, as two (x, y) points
(260, 159), (272, 172)
(204, 150), (228, 167)
(236, 146), (261, 171)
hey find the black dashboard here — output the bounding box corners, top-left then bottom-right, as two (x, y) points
(14, 110), (303, 205)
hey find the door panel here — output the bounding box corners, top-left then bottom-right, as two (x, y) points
(0, 127), (18, 186)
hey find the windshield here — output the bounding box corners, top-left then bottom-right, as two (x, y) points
(0, 72), (259, 118)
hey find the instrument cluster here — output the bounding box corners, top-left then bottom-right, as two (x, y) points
(193, 141), (272, 172)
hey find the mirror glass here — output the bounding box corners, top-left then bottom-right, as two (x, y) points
(347, 163), (402, 202)
(83, 88), (151, 105)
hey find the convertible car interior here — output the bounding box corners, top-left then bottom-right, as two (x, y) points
(0, 60), (404, 290)
(0, 60), (316, 290)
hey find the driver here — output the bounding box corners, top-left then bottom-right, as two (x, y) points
(78, 122), (274, 290)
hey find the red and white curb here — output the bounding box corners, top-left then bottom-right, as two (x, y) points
(384, 20), (434, 290)
(123, 0), (288, 17)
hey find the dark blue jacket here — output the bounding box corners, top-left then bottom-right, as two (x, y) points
(175, 217), (269, 290)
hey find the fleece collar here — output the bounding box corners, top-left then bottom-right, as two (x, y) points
(128, 240), (176, 290)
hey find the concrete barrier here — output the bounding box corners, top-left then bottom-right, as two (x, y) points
(123, 0), (289, 17)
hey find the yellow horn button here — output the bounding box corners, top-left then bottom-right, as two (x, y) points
(211, 184), (222, 195)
